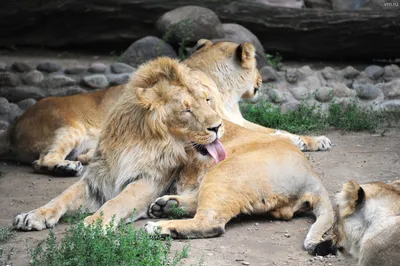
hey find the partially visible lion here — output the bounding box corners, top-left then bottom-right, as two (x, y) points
(13, 57), (227, 230)
(333, 180), (400, 265)
(144, 119), (336, 256)
(0, 40), (330, 176)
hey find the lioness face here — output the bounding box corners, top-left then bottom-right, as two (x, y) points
(186, 39), (262, 101)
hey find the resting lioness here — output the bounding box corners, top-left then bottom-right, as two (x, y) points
(333, 180), (400, 265)
(0, 40), (330, 176)
(13, 57), (228, 230)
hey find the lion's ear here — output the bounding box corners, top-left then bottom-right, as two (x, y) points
(195, 39), (213, 51)
(236, 42), (256, 69)
(135, 87), (163, 110)
(337, 180), (365, 217)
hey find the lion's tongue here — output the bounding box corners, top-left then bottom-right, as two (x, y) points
(204, 139), (226, 164)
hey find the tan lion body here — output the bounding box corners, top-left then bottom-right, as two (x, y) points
(0, 41), (330, 176)
(334, 180), (400, 265)
(145, 120), (335, 255)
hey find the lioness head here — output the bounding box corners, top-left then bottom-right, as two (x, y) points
(185, 39), (262, 103)
(333, 180), (400, 258)
(129, 57), (226, 163)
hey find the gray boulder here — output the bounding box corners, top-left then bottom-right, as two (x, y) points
(107, 74), (131, 86)
(0, 97), (10, 115)
(0, 120), (9, 130)
(156, 6), (224, 45)
(354, 83), (380, 100)
(304, 0), (332, 9)
(290, 86), (309, 100)
(8, 103), (24, 122)
(315, 86), (333, 102)
(0, 86), (45, 102)
(110, 63), (135, 74)
(48, 87), (88, 97)
(281, 101), (300, 114)
(383, 64), (400, 82)
(17, 98), (36, 110)
(365, 65), (384, 80)
(377, 79), (400, 99)
(119, 36), (177, 67)
(88, 63), (108, 73)
(260, 66), (278, 82)
(83, 75), (109, 89)
(342, 66), (360, 79)
(0, 62), (6, 72)
(37, 62), (62, 73)
(12, 62), (32, 73)
(0, 72), (20, 87)
(65, 66), (86, 75)
(22, 70), (44, 85)
(40, 75), (76, 88)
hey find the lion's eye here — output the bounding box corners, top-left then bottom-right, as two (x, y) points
(184, 108), (191, 113)
(206, 98), (211, 105)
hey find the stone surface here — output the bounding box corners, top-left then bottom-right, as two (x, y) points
(0, 120), (9, 130)
(0, 86), (45, 102)
(64, 66), (86, 75)
(220, 23), (264, 54)
(281, 101), (300, 114)
(0, 62), (7, 72)
(156, 6), (224, 45)
(110, 63), (135, 74)
(343, 66), (360, 79)
(8, 103), (24, 122)
(300, 76), (321, 91)
(321, 67), (337, 80)
(107, 74), (131, 86)
(260, 66), (278, 82)
(304, 0), (332, 9)
(285, 69), (298, 84)
(354, 83), (380, 100)
(380, 100), (400, 111)
(290, 86), (309, 100)
(268, 89), (285, 103)
(365, 65), (384, 80)
(12, 62), (32, 72)
(0, 97), (10, 114)
(331, 82), (352, 98)
(377, 79), (400, 99)
(36, 62), (62, 73)
(48, 87), (88, 97)
(315, 86), (333, 102)
(83, 75), (108, 89)
(119, 36), (177, 67)
(88, 63), (108, 73)
(40, 75), (76, 88)
(383, 64), (400, 81)
(22, 70), (44, 85)
(17, 98), (36, 110)
(0, 72), (20, 87)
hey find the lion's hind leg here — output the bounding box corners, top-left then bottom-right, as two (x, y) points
(32, 126), (87, 176)
(13, 179), (90, 231)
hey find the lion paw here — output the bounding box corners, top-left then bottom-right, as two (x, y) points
(309, 136), (332, 151)
(148, 196), (179, 218)
(144, 221), (163, 235)
(13, 210), (57, 231)
(54, 161), (83, 176)
(274, 130), (307, 151)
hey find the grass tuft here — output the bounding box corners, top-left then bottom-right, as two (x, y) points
(240, 100), (400, 134)
(168, 205), (188, 220)
(29, 217), (190, 266)
(0, 227), (14, 245)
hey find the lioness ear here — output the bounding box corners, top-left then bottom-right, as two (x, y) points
(195, 39), (213, 51)
(135, 87), (163, 111)
(337, 180), (365, 217)
(236, 42), (256, 69)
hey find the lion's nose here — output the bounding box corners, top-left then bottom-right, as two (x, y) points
(207, 123), (221, 134)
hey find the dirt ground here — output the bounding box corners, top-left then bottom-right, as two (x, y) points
(1, 128), (399, 266)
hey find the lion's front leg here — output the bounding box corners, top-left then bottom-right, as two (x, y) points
(13, 179), (89, 231)
(148, 189), (199, 218)
(84, 179), (162, 228)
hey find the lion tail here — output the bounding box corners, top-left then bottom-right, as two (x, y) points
(0, 126), (13, 159)
(303, 186), (337, 256)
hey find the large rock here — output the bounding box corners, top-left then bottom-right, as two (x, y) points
(365, 65), (384, 80)
(107, 74), (131, 86)
(40, 75), (76, 88)
(383, 64), (400, 82)
(332, 0), (399, 10)
(83, 75), (109, 89)
(315, 86), (333, 102)
(119, 36), (177, 67)
(37, 62), (62, 73)
(0, 72), (20, 87)
(156, 6), (224, 45)
(354, 83), (380, 100)
(88, 63), (108, 73)
(0, 97), (10, 115)
(110, 63), (135, 74)
(12, 62), (31, 73)
(260, 66), (278, 82)
(377, 79), (400, 99)
(260, 0), (304, 8)
(304, 0), (332, 9)
(0, 86), (45, 102)
(290, 86), (309, 100)
(17, 98), (36, 110)
(22, 70), (44, 85)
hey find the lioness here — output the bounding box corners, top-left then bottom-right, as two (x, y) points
(13, 57), (227, 230)
(333, 180), (400, 265)
(0, 41), (330, 176)
(144, 119), (336, 256)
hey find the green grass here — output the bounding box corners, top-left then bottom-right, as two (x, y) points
(168, 205), (188, 220)
(240, 100), (400, 134)
(265, 53), (283, 70)
(29, 217), (191, 266)
(59, 210), (91, 224)
(0, 227), (14, 245)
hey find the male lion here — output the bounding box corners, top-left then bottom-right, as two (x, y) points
(0, 41), (330, 176)
(144, 119), (336, 256)
(333, 180), (400, 265)
(13, 57), (227, 230)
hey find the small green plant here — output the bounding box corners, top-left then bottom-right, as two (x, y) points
(59, 209), (91, 224)
(168, 204), (188, 220)
(0, 227), (14, 245)
(162, 19), (193, 61)
(29, 216), (190, 266)
(240, 100), (399, 134)
(265, 53), (283, 70)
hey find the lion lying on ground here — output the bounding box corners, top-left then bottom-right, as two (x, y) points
(334, 180), (400, 265)
(13, 57), (227, 230)
(0, 40), (330, 176)
(13, 57), (336, 257)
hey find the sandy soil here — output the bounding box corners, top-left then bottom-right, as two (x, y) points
(1, 128), (399, 266)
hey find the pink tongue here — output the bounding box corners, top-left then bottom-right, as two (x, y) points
(204, 139), (227, 164)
